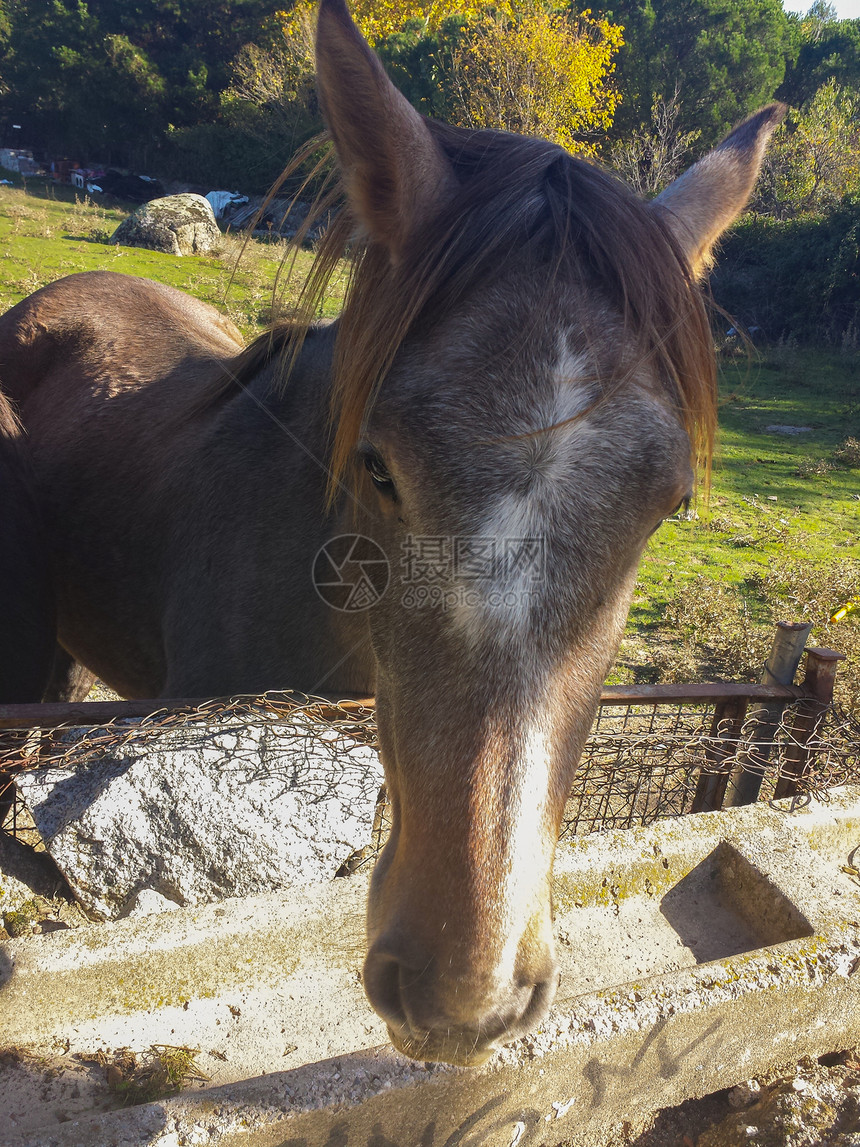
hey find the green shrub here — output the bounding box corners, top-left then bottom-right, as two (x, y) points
(711, 198), (860, 343)
(155, 111), (321, 195)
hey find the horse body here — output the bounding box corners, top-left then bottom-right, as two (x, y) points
(0, 272), (372, 698)
(0, 389), (55, 700)
(0, 0), (783, 1067)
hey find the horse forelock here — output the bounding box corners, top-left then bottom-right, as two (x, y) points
(224, 123), (717, 500)
(327, 125), (715, 494)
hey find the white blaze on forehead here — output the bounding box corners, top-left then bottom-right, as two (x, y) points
(448, 340), (598, 640)
(551, 336), (596, 430)
(446, 489), (546, 638)
(554, 338), (590, 390)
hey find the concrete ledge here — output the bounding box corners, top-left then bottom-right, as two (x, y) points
(3, 789), (860, 1146)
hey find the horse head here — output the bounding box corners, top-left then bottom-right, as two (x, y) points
(313, 0), (782, 1066)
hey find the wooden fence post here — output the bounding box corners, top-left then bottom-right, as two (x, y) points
(723, 620), (813, 807)
(773, 646), (845, 800)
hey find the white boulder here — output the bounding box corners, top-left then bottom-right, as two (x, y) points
(17, 716), (384, 920)
(109, 193), (222, 256)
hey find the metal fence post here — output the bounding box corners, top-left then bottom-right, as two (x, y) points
(773, 646), (846, 800)
(691, 695), (749, 813)
(0, 728), (31, 835)
(723, 620), (813, 807)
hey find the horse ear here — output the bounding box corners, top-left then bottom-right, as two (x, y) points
(653, 104), (786, 279)
(315, 0), (453, 258)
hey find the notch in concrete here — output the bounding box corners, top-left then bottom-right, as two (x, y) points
(667, 839), (816, 953)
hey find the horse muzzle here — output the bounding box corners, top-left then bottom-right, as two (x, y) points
(362, 947), (560, 1067)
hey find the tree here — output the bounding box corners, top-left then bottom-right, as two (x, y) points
(348, 0), (474, 43)
(266, 0), (473, 117)
(608, 86), (700, 194)
(755, 79), (860, 218)
(259, 0), (623, 155)
(778, 11), (860, 108)
(605, 0), (794, 144)
(447, 5), (623, 154)
(228, 14), (317, 129)
(0, 0), (277, 161)
(1, 0), (104, 151)
(376, 16), (465, 118)
(711, 197), (860, 341)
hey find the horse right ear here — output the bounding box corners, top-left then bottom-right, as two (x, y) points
(653, 104), (786, 279)
(315, 0), (453, 260)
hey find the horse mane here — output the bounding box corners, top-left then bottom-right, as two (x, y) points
(0, 387), (22, 438)
(219, 123), (717, 500)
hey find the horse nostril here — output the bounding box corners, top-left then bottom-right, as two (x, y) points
(517, 969), (559, 1036)
(363, 950), (411, 1030)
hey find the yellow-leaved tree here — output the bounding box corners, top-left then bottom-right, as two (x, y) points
(340, 0), (484, 43)
(448, 5), (623, 155)
(234, 1), (623, 160)
(271, 0), (470, 70)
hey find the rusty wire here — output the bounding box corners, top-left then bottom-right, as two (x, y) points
(0, 692), (377, 773)
(562, 700), (860, 836)
(0, 694), (857, 856)
(0, 693), (378, 847)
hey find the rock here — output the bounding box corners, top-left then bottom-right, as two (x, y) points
(728, 1080), (763, 1109)
(698, 1070), (860, 1146)
(2, 902), (39, 937)
(0, 864), (43, 918)
(0, 829), (73, 912)
(109, 193), (222, 256)
(17, 716), (384, 920)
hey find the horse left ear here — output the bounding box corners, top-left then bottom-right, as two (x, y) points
(653, 104), (786, 279)
(315, 0), (453, 259)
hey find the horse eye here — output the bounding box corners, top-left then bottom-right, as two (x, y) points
(650, 495), (692, 537)
(363, 451), (396, 494)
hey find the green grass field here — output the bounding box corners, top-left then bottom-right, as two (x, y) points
(1, 181), (857, 712)
(0, 178), (345, 334)
(623, 347), (860, 712)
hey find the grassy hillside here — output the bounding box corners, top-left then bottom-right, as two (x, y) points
(0, 180), (345, 334)
(1, 182), (857, 711)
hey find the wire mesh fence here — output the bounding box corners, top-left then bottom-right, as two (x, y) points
(0, 693), (379, 850)
(1, 683), (858, 867)
(560, 697), (860, 837)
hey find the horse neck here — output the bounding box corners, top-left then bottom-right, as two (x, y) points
(246, 321), (378, 695)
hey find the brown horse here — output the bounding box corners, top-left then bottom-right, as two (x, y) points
(0, 390), (56, 701)
(0, 0), (782, 1065)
